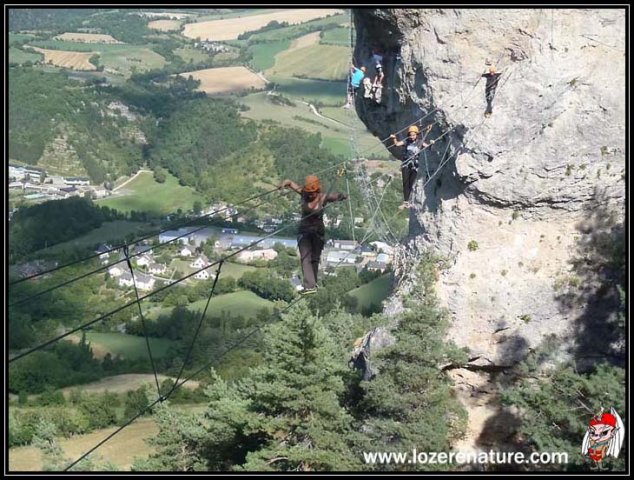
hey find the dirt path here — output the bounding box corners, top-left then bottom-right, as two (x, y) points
(113, 169), (152, 192)
(301, 101), (350, 128)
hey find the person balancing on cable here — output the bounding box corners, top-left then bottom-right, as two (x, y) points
(390, 125), (434, 210)
(280, 175), (347, 295)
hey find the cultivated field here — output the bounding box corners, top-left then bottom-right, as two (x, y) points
(138, 11), (193, 19)
(28, 41), (166, 78)
(182, 8), (343, 41)
(291, 31), (321, 49)
(266, 43), (349, 80)
(240, 91), (387, 157)
(54, 32), (123, 43)
(148, 20), (181, 31)
(30, 47), (96, 71)
(178, 66), (267, 95)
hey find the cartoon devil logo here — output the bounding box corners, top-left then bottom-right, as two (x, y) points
(581, 408), (625, 468)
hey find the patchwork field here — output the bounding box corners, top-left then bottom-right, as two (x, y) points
(28, 41), (166, 77)
(30, 46), (96, 70)
(138, 11), (193, 19)
(174, 46), (213, 63)
(248, 40), (290, 71)
(240, 91), (387, 157)
(54, 32), (123, 43)
(266, 43), (349, 81)
(182, 8), (344, 41)
(178, 66), (267, 95)
(148, 20), (181, 31)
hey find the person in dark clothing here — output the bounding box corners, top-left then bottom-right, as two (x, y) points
(482, 66), (503, 117)
(281, 175), (347, 295)
(390, 125), (434, 209)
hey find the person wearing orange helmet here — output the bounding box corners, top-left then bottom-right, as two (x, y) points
(389, 124), (434, 209)
(280, 175), (347, 295)
(482, 65), (502, 117)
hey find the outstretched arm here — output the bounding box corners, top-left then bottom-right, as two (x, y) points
(324, 192), (347, 204)
(390, 134), (404, 147)
(280, 179), (302, 195)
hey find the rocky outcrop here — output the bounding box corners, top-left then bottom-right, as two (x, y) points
(353, 8), (625, 367)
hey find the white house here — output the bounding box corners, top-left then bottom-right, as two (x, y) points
(326, 250), (357, 266)
(370, 241), (394, 255)
(190, 256), (210, 269)
(135, 273), (156, 291)
(64, 177), (90, 186)
(148, 263), (167, 275)
(118, 272), (134, 287)
(136, 254), (152, 267)
(366, 260), (388, 273)
(95, 244), (112, 263)
(180, 246), (193, 257)
(194, 270), (210, 280)
(118, 272), (155, 290)
(333, 240), (358, 251)
(108, 265), (124, 277)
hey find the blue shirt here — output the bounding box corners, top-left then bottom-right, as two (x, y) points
(350, 67), (365, 87)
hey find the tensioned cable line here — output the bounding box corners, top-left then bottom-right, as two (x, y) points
(326, 175), (395, 272)
(170, 260), (224, 392)
(10, 186), (284, 285)
(64, 295), (304, 471)
(9, 190), (289, 308)
(9, 198), (342, 364)
(122, 244), (162, 398)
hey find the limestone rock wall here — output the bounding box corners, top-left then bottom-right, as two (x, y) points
(353, 8), (625, 365)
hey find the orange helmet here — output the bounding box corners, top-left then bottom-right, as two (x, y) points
(407, 125), (420, 135)
(303, 175), (321, 193)
(489, 66), (497, 74)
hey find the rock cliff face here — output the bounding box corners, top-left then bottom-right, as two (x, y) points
(353, 8), (625, 367)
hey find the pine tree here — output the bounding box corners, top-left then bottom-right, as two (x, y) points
(356, 305), (468, 471)
(142, 302), (363, 471)
(353, 254), (468, 471)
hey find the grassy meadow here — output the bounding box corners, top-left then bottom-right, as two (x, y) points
(348, 273), (393, 310)
(82, 332), (177, 360)
(96, 171), (205, 216)
(147, 290), (274, 321)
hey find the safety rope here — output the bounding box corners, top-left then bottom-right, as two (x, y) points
(123, 244), (161, 398)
